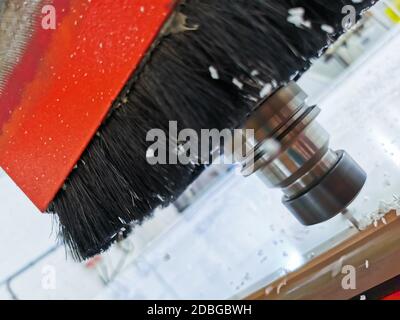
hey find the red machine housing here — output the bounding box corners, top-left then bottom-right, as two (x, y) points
(0, 0), (175, 211)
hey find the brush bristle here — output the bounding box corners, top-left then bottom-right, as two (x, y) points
(47, 0), (377, 260)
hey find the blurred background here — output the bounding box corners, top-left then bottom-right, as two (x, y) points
(0, 0), (400, 300)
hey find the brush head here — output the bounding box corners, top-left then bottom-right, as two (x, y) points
(44, 0), (377, 260)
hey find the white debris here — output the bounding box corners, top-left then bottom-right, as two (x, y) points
(276, 279), (287, 295)
(365, 260), (369, 269)
(287, 7), (312, 29)
(288, 7), (305, 16)
(260, 83), (273, 98)
(321, 24), (335, 34)
(232, 78), (244, 90)
(265, 286), (274, 296)
(146, 148), (155, 159)
(209, 66), (219, 80)
(251, 70), (260, 77)
(358, 193), (400, 230)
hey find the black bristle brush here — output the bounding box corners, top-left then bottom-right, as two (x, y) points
(51, 0), (377, 260)
(1, 0), (377, 260)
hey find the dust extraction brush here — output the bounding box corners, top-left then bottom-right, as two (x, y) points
(0, 0), (376, 260)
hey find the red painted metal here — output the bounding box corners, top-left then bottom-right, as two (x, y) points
(0, 0), (176, 211)
(383, 291), (400, 300)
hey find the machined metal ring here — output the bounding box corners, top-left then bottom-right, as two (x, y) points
(241, 81), (367, 225)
